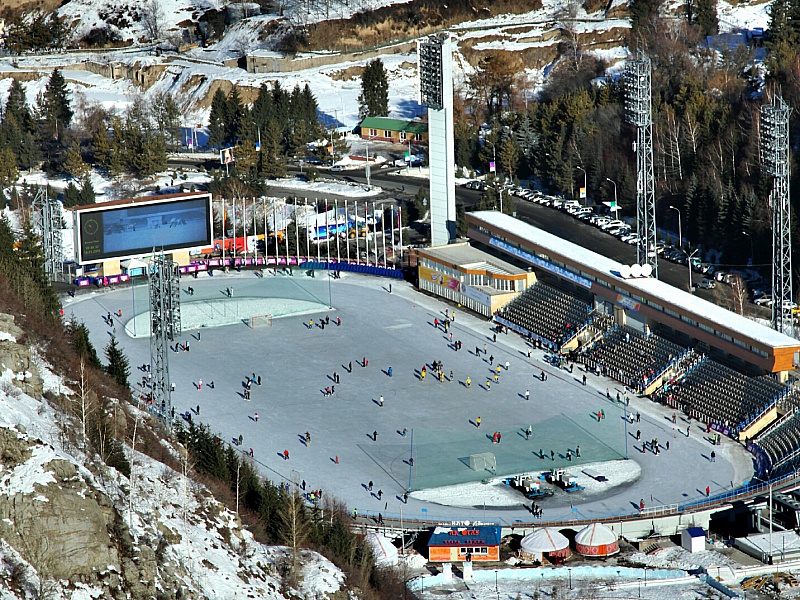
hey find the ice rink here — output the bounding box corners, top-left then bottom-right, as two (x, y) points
(64, 269), (754, 525)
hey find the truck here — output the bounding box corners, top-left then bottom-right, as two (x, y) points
(305, 219), (370, 243)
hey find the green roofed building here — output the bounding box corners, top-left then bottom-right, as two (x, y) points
(357, 116), (428, 144)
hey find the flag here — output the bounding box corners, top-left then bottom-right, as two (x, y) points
(489, 161), (496, 173)
(579, 187), (586, 199)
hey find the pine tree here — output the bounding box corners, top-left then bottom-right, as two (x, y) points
(79, 177), (96, 205)
(64, 141), (89, 180)
(62, 181), (80, 207)
(4, 79), (34, 132)
(208, 88), (229, 147)
(0, 148), (19, 188)
(104, 336), (130, 388)
(67, 318), (102, 369)
(37, 69), (72, 141)
(226, 88), (245, 145)
(694, 0), (719, 36)
(358, 59), (389, 118)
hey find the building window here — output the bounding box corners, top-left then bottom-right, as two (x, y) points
(400, 131), (407, 140)
(385, 130), (392, 137)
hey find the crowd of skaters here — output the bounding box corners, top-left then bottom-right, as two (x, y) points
(142, 280), (724, 523)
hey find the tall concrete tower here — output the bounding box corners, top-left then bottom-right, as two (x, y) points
(418, 33), (456, 246)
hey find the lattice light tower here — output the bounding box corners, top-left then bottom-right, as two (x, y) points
(624, 54), (658, 279)
(760, 95), (793, 337)
(32, 188), (63, 282)
(149, 253), (181, 425)
(418, 32), (456, 246)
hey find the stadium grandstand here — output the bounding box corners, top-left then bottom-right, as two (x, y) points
(460, 210), (800, 478)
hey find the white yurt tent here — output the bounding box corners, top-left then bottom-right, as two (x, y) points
(575, 523), (620, 557)
(519, 528), (570, 563)
(365, 532), (399, 566)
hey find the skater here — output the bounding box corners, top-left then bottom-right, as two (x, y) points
(706, 485), (710, 496)
(379, 395), (384, 407)
(373, 430), (378, 441)
(567, 449), (572, 461)
(449, 370), (454, 382)
(636, 429), (641, 440)
(388, 367), (392, 377)
(249, 447), (254, 457)
(489, 354), (494, 366)
(348, 361), (352, 372)
(636, 412), (641, 423)
(198, 379), (203, 390)
(196, 404), (200, 415)
(209, 381), (215, 389)
(710, 451), (716, 462)
(305, 431), (311, 445)
(377, 489), (383, 499)
(254, 412), (259, 422)
(483, 344), (487, 355)
(476, 416), (482, 428)
(403, 492), (408, 504)
(238, 434), (243, 445)
(541, 371), (546, 381)
(550, 450), (555, 461)
(576, 445), (581, 457)
(336, 316), (341, 326)
(505, 360), (510, 371)
(283, 449), (289, 460)
(363, 357), (367, 368)
(369, 480), (373, 491)
(527, 348), (532, 359)
(466, 377), (471, 388)
(666, 440), (670, 450)
(639, 499), (645, 511)
(582, 374), (587, 386)
(601, 409), (605, 420)
(525, 389), (530, 401)
(525, 425), (532, 440)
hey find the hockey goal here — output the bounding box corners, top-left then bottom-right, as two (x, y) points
(248, 314), (273, 328)
(468, 452), (496, 473)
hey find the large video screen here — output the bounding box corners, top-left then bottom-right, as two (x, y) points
(75, 194), (212, 264)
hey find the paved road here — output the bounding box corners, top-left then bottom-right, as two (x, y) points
(65, 272), (752, 526)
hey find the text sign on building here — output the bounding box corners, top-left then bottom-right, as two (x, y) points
(461, 284), (491, 307)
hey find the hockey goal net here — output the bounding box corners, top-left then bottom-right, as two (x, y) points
(249, 314), (273, 328)
(468, 452), (496, 473)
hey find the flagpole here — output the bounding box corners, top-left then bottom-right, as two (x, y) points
(325, 200), (331, 262)
(345, 200), (351, 264)
(381, 203), (387, 268)
(335, 199), (341, 263)
(284, 202), (290, 269)
(316, 201), (321, 262)
(273, 201), (278, 272)
(390, 204), (396, 269)
(252, 197), (257, 261)
(365, 202), (370, 266)
(354, 201), (360, 264)
(221, 198), (226, 266)
(294, 199), (300, 267)
(399, 207), (403, 267)
(305, 198), (310, 261)
(263, 198), (268, 270)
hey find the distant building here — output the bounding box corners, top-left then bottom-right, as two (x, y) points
(357, 116), (428, 144)
(428, 525), (502, 562)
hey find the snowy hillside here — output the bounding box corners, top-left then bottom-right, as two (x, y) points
(0, 318), (346, 599)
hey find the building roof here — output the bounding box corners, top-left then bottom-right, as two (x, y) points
(520, 528), (569, 552)
(428, 525), (501, 547)
(468, 211), (800, 350)
(575, 522), (618, 547)
(359, 116), (427, 135)
(685, 527), (705, 538)
(419, 243), (528, 276)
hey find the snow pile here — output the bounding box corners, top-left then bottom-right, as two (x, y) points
(630, 546), (741, 571)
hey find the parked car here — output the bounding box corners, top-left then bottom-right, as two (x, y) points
(754, 295), (774, 307)
(330, 165), (344, 172)
(600, 219), (626, 231)
(697, 279), (716, 289)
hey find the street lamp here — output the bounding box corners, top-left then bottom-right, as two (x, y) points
(605, 178), (618, 218)
(576, 166), (587, 206)
(495, 569), (499, 600)
(743, 231), (754, 266)
(687, 249), (699, 293)
(568, 567), (573, 590)
(669, 205), (682, 249)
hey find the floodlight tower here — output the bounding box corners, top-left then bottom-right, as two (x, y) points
(149, 253), (181, 425)
(32, 188), (63, 282)
(760, 95), (793, 337)
(418, 32), (456, 246)
(624, 53), (657, 279)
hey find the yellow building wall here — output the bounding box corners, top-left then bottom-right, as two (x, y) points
(101, 260), (121, 276)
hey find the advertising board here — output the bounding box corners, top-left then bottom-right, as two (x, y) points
(74, 192), (213, 265)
